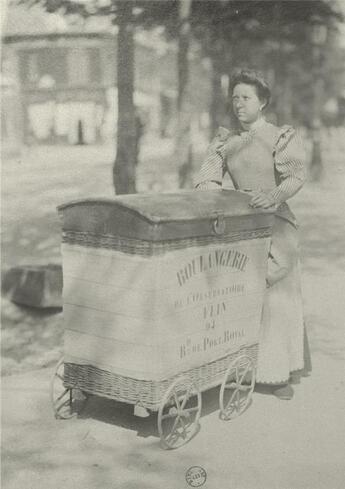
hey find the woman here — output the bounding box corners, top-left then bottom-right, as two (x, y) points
(196, 69), (311, 399)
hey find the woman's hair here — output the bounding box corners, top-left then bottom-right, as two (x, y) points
(229, 69), (271, 108)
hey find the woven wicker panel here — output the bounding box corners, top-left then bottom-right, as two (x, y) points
(64, 343), (258, 411)
(62, 229), (271, 256)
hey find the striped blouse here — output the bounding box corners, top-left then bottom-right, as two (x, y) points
(196, 120), (307, 225)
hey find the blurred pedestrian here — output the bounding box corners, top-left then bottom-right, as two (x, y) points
(196, 69), (311, 399)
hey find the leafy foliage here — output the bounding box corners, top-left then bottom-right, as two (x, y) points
(12, 0), (344, 132)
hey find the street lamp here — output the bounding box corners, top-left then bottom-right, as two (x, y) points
(310, 15), (328, 179)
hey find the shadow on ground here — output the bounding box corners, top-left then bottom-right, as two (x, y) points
(76, 384), (226, 439)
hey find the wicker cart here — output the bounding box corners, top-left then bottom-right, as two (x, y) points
(51, 190), (274, 449)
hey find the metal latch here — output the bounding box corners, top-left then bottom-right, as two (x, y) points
(212, 212), (226, 235)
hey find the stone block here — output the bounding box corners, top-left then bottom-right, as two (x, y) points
(2, 264), (63, 308)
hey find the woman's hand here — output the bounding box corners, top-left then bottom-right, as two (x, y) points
(249, 190), (278, 210)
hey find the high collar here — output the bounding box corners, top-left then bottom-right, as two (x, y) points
(239, 117), (266, 134)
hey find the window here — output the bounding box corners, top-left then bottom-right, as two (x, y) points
(19, 51), (39, 85)
(19, 48), (68, 87)
(68, 48), (89, 86)
(67, 47), (102, 86)
(87, 48), (102, 84)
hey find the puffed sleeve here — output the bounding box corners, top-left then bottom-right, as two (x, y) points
(195, 134), (228, 189)
(267, 126), (307, 204)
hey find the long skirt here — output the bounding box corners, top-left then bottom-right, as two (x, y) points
(256, 216), (312, 384)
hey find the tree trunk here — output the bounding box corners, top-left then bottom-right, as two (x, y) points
(210, 53), (223, 136)
(209, 37), (227, 138)
(310, 43), (324, 180)
(176, 0), (193, 188)
(272, 2), (292, 126)
(113, 1), (136, 195)
(274, 40), (292, 125)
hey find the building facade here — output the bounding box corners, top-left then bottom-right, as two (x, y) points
(1, 6), (212, 147)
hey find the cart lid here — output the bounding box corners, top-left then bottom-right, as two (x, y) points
(58, 190), (274, 241)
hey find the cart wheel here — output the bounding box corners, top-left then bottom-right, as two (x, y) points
(158, 377), (202, 449)
(50, 357), (87, 419)
(219, 355), (255, 421)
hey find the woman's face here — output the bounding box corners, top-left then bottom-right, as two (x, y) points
(232, 83), (264, 125)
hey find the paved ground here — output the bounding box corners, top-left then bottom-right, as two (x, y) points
(2, 133), (345, 489)
(2, 349), (345, 489)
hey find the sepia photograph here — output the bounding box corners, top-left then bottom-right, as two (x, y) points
(1, 0), (345, 488)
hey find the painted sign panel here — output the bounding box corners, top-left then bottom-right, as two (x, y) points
(62, 237), (269, 380)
